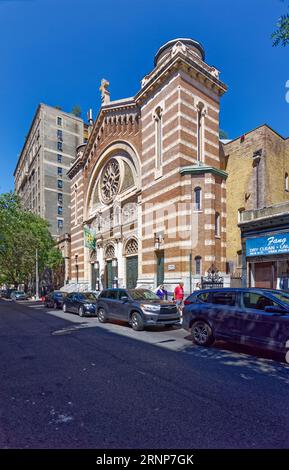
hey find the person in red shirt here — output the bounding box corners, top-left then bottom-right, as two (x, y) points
(174, 281), (184, 316)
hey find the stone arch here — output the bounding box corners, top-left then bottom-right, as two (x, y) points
(124, 237), (138, 256)
(84, 141), (141, 220)
(104, 243), (115, 260)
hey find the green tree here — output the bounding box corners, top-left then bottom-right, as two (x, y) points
(219, 129), (229, 140)
(71, 105), (82, 117)
(272, 3), (289, 46)
(0, 192), (63, 288)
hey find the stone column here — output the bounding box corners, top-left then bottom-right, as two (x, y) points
(97, 240), (105, 290)
(116, 239), (124, 287)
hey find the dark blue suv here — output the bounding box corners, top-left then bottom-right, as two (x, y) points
(97, 288), (180, 331)
(182, 288), (289, 354)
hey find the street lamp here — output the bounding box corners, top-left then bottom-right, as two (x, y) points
(75, 254), (79, 285)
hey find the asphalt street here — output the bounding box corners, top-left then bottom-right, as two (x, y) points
(0, 298), (289, 449)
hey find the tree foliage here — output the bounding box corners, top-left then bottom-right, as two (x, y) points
(272, 4), (289, 46)
(219, 129), (229, 140)
(0, 192), (63, 287)
(71, 105), (82, 117)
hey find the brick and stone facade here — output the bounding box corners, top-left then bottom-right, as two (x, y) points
(222, 125), (289, 276)
(68, 38), (229, 293)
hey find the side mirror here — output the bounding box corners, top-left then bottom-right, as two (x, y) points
(120, 296), (129, 302)
(264, 305), (285, 314)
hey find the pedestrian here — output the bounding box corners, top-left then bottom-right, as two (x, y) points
(195, 282), (201, 291)
(174, 281), (184, 318)
(155, 284), (168, 300)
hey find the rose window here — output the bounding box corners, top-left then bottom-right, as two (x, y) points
(101, 159), (120, 203)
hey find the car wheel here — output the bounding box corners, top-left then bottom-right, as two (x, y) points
(63, 304), (67, 313)
(191, 321), (214, 346)
(98, 308), (107, 323)
(78, 306), (85, 317)
(131, 312), (144, 331)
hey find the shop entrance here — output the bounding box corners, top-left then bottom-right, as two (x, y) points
(254, 262), (275, 289)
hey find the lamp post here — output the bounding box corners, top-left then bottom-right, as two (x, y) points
(75, 254), (79, 287)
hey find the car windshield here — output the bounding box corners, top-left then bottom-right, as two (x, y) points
(55, 292), (65, 297)
(83, 293), (96, 301)
(129, 289), (160, 301)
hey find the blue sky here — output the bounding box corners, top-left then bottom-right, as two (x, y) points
(0, 0), (288, 193)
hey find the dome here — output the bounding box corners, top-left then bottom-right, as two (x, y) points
(154, 38), (205, 66)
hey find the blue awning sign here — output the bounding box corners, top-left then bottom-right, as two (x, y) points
(246, 233), (289, 257)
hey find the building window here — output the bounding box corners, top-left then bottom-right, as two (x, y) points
(57, 154), (62, 163)
(57, 219), (63, 230)
(154, 106), (163, 171)
(58, 206), (63, 216)
(57, 129), (63, 141)
(197, 102), (205, 163)
(57, 117), (62, 126)
(285, 173), (289, 191)
(57, 180), (63, 189)
(215, 212), (220, 237)
(57, 141), (63, 151)
(74, 184), (78, 225)
(194, 187), (202, 210)
(195, 256), (202, 275)
(58, 193), (63, 204)
(57, 167), (62, 176)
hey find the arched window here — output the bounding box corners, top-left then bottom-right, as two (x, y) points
(74, 184), (78, 226)
(285, 173), (289, 191)
(197, 102), (205, 162)
(105, 244), (115, 259)
(215, 212), (220, 237)
(154, 106), (163, 171)
(195, 256), (202, 275)
(194, 187), (202, 210)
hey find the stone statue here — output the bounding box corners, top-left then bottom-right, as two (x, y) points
(99, 78), (110, 105)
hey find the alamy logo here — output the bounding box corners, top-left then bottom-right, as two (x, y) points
(286, 80), (289, 104)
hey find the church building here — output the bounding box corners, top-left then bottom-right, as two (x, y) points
(67, 38), (229, 293)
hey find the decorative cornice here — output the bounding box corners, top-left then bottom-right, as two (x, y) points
(179, 165), (228, 179)
(136, 52), (227, 105)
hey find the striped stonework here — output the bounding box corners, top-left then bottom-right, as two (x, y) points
(67, 38), (229, 293)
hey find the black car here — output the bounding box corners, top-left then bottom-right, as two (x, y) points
(97, 288), (180, 331)
(182, 288), (289, 355)
(44, 291), (67, 309)
(62, 292), (97, 317)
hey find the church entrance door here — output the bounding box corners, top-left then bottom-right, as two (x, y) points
(156, 251), (164, 286)
(105, 260), (113, 288)
(126, 256), (138, 288)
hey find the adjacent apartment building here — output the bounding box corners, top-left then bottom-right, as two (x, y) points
(14, 103), (85, 238)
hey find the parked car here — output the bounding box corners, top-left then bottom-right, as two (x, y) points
(10, 291), (28, 301)
(44, 291), (67, 309)
(97, 288), (180, 331)
(4, 289), (17, 299)
(182, 288), (289, 355)
(62, 292), (97, 317)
